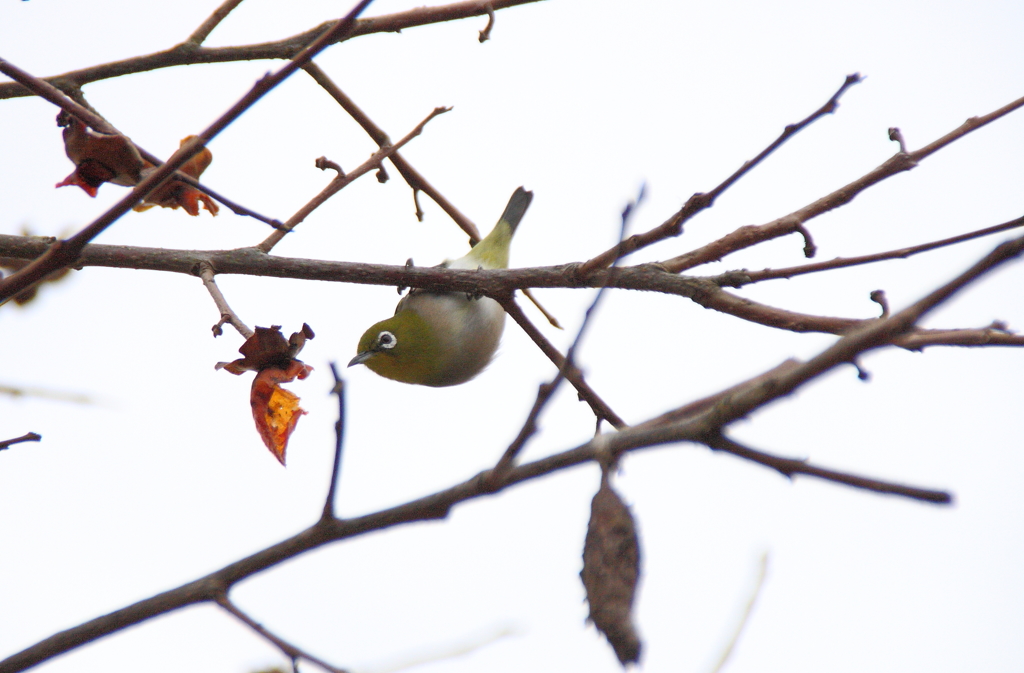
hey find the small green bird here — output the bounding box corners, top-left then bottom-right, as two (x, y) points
(349, 187), (533, 386)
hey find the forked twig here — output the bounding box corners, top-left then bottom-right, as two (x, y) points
(257, 106), (452, 253)
(198, 264), (253, 338)
(578, 74), (863, 275)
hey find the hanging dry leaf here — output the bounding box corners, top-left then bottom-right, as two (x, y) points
(133, 136), (219, 216)
(55, 111), (144, 197)
(580, 472), (642, 666)
(217, 324), (315, 464)
(250, 360), (312, 465)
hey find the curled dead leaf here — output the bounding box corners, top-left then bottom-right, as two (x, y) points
(134, 136), (219, 216)
(55, 111), (143, 197)
(250, 360), (313, 465)
(581, 472), (642, 666)
(217, 324), (315, 464)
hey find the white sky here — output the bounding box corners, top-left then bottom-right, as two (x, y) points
(1, 1), (1023, 672)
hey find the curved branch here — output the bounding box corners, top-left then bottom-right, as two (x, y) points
(578, 74), (863, 275)
(661, 92), (1024, 273)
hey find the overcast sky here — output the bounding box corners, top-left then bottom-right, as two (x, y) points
(2, 1), (1023, 672)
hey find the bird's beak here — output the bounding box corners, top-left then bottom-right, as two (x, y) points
(348, 351), (374, 367)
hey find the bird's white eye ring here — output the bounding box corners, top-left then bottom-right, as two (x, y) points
(377, 330), (397, 349)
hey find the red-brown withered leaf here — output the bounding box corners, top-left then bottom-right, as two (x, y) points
(55, 111), (144, 197)
(580, 473), (643, 666)
(216, 324), (315, 464)
(250, 360), (313, 465)
(133, 136), (219, 216)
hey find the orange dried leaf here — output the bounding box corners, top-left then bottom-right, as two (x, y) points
(134, 136), (219, 216)
(55, 112), (143, 196)
(250, 362), (313, 465)
(216, 324), (315, 464)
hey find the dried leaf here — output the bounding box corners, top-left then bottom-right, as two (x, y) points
(216, 324), (315, 374)
(55, 112), (143, 197)
(217, 324), (315, 464)
(133, 136), (219, 216)
(581, 473), (642, 665)
(250, 360), (312, 465)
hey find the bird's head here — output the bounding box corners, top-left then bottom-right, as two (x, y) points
(349, 310), (444, 385)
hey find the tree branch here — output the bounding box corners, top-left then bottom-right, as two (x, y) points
(661, 92), (1024, 273)
(2, 235), (1020, 351)
(216, 594), (348, 673)
(578, 74), (863, 275)
(0, 432), (42, 452)
(198, 263), (253, 338)
(257, 106), (451, 253)
(0, 0), (543, 101)
(187, 0), (248, 46)
(711, 215), (1024, 285)
(706, 434), (951, 503)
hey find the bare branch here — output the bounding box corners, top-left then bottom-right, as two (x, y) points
(216, 594), (349, 673)
(198, 264), (253, 339)
(661, 92), (1024, 273)
(323, 365), (346, 521)
(187, 0), (247, 46)
(706, 435), (951, 503)
(501, 298), (628, 429)
(707, 553), (769, 673)
(257, 106), (451, 253)
(2, 235), (1020, 350)
(0, 0), (543, 101)
(714, 215), (1024, 285)
(578, 74), (862, 275)
(478, 4), (496, 42)
(302, 64), (484, 240)
(0, 432), (42, 452)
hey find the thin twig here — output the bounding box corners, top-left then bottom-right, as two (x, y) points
(661, 92), (1024, 273)
(713, 215), (1024, 285)
(215, 594), (349, 673)
(0, 432), (42, 451)
(257, 106), (452, 253)
(323, 364), (346, 521)
(198, 263), (253, 338)
(501, 298), (627, 429)
(0, 57), (285, 230)
(707, 553), (769, 673)
(478, 4), (496, 42)
(0, 383), (93, 405)
(187, 0), (247, 45)
(0, 0), (374, 306)
(706, 435), (951, 503)
(302, 63), (483, 239)
(578, 74), (863, 275)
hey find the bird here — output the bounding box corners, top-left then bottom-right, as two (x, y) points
(349, 187), (533, 387)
